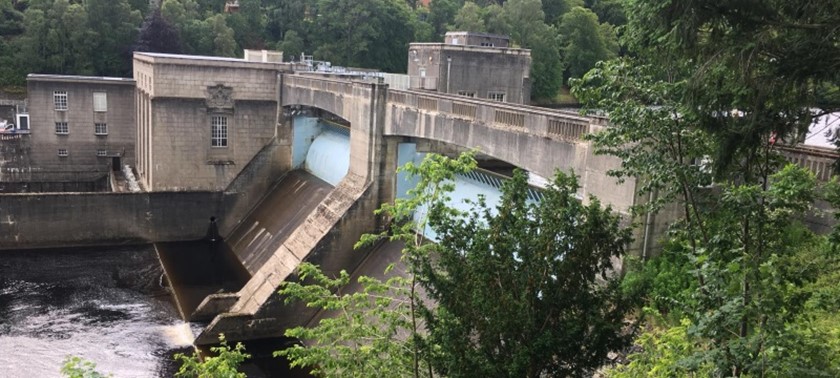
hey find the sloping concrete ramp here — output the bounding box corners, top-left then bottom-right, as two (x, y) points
(225, 170), (333, 275)
(194, 172), (371, 344)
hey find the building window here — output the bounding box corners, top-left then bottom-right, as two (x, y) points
(58, 149), (68, 157)
(96, 149), (107, 157)
(54, 91), (68, 111)
(457, 91), (476, 98)
(480, 42), (495, 47)
(211, 115), (228, 147)
(55, 122), (68, 134)
(95, 123), (108, 135)
(488, 92), (506, 102)
(93, 92), (107, 112)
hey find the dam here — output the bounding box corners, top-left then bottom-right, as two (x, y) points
(1, 47), (835, 363)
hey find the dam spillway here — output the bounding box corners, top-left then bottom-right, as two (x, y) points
(226, 170), (333, 275)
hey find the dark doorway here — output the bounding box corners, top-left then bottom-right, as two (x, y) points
(112, 157), (121, 171)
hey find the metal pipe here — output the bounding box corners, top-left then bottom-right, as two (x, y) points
(446, 57), (452, 94)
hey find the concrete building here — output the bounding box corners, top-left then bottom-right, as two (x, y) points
(24, 74), (136, 184)
(133, 52), (293, 191)
(444, 31), (511, 47)
(408, 32), (531, 104)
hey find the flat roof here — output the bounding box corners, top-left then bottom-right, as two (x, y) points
(27, 74), (135, 85)
(133, 51), (293, 71)
(135, 52), (249, 63)
(445, 31), (510, 40)
(409, 43), (530, 55)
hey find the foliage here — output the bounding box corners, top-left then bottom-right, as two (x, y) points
(280, 151), (638, 377)
(277, 152), (476, 377)
(174, 334), (250, 378)
(276, 262), (419, 378)
(574, 1), (840, 373)
(134, 9), (182, 54)
(419, 169), (636, 377)
(452, 2), (486, 33)
(60, 356), (112, 378)
(0, 0), (627, 95)
(623, 0), (840, 173)
(557, 6), (617, 81)
(607, 318), (713, 378)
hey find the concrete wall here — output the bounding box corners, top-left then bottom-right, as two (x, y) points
(407, 43), (531, 104)
(196, 75), (397, 344)
(0, 131), (292, 250)
(133, 53), (292, 191)
(148, 98), (278, 190)
(445, 31), (511, 47)
(385, 89), (637, 214)
(0, 191), (223, 250)
(20, 75), (135, 182)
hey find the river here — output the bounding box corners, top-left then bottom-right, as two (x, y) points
(0, 245), (192, 377)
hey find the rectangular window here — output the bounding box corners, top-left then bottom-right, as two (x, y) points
(95, 123), (108, 135)
(211, 116), (228, 147)
(488, 92), (506, 102)
(55, 122), (68, 134)
(58, 149), (68, 157)
(93, 92), (107, 112)
(96, 149), (107, 157)
(457, 91), (476, 98)
(54, 91), (67, 111)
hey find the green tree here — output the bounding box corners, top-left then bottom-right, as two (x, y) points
(226, 0), (265, 50)
(310, 0), (414, 72)
(557, 6), (616, 81)
(502, 0), (564, 99)
(278, 152), (477, 377)
(573, 0), (840, 371)
(452, 1), (485, 33)
(85, 0), (142, 76)
(279, 30), (305, 62)
(174, 334), (250, 378)
(542, 0), (582, 25)
(134, 9), (183, 54)
(426, 0), (458, 39)
(280, 152), (637, 377)
(419, 169), (635, 377)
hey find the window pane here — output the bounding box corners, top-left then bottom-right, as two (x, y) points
(54, 91), (67, 111)
(211, 116), (228, 147)
(93, 92), (107, 112)
(55, 122), (68, 134)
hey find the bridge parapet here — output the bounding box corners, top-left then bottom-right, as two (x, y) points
(388, 89), (594, 143)
(284, 74), (357, 97)
(777, 145), (839, 181)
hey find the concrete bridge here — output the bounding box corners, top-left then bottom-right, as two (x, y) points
(4, 66), (831, 345)
(282, 74), (636, 212)
(190, 74), (638, 343)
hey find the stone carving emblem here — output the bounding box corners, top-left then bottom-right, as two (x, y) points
(207, 84), (234, 110)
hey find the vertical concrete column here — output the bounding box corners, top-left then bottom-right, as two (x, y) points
(146, 95), (153, 189)
(348, 82), (388, 183)
(274, 73), (293, 172)
(135, 89), (141, 177)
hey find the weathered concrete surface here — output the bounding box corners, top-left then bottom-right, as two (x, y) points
(385, 89), (637, 214)
(0, 191), (223, 249)
(133, 53), (292, 191)
(225, 170), (333, 275)
(196, 77), (395, 344)
(0, 136), (290, 250)
(25, 75), (136, 177)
